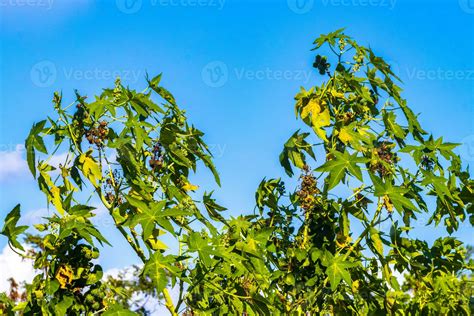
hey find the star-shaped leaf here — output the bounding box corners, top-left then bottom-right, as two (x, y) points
(317, 150), (367, 190)
(323, 252), (357, 291)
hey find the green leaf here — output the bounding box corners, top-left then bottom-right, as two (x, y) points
(132, 92), (164, 115)
(323, 252), (356, 291)
(369, 228), (384, 256)
(25, 136), (36, 177)
(203, 191), (227, 223)
(54, 295), (73, 316)
(45, 280), (60, 295)
(12, 302), (27, 312)
(87, 98), (109, 120)
(1, 204), (28, 251)
(280, 131), (315, 176)
(371, 174), (417, 212)
(187, 232), (214, 267)
(128, 197), (172, 238)
(317, 150), (367, 190)
(199, 153), (221, 186)
(143, 253), (169, 293)
(103, 304), (138, 316)
(284, 273), (295, 286)
(382, 109), (406, 140)
(146, 72), (162, 90)
(24, 120), (48, 178)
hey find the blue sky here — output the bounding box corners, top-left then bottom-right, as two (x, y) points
(0, 0), (473, 276)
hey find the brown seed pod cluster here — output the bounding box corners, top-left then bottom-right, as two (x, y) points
(104, 170), (123, 206)
(149, 142), (164, 171)
(7, 278), (26, 302)
(296, 166), (320, 213)
(340, 111), (355, 124)
(85, 121), (108, 147)
(370, 141), (398, 178)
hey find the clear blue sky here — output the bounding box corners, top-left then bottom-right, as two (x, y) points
(0, 0), (473, 271)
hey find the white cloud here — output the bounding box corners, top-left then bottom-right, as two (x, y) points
(0, 144), (29, 182)
(0, 244), (36, 293)
(103, 265), (180, 315)
(48, 152), (72, 169)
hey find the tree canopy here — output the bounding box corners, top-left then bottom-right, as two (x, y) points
(1, 29), (473, 315)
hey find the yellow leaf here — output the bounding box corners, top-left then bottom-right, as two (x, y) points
(79, 151), (102, 187)
(330, 89), (345, 99)
(338, 127), (353, 144)
(39, 165), (64, 215)
(182, 182), (199, 191)
(370, 228), (384, 256)
(146, 237), (168, 251)
(56, 265), (74, 289)
(352, 279), (360, 293)
(50, 186), (65, 215)
(301, 98), (330, 142)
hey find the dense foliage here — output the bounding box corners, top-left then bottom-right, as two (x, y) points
(1, 30), (473, 315)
